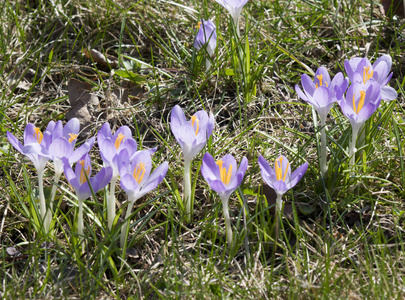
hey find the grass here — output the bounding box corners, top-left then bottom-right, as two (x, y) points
(1, 0), (405, 298)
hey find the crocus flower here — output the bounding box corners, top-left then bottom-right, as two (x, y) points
(215, 0), (249, 36)
(118, 149), (168, 248)
(201, 153), (248, 246)
(97, 122), (137, 230)
(194, 19), (217, 70)
(344, 55), (397, 101)
(194, 19), (217, 57)
(295, 67), (349, 176)
(258, 155), (308, 213)
(63, 154), (112, 239)
(170, 105), (214, 219)
(338, 81), (381, 169)
(7, 124), (52, 234)
(295, 67), (349, 119)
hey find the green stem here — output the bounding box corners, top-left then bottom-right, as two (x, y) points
(77, 199), (84, 240)
(220, 195), (233, 247)
(38, 171), (51, 234)
(320, 114), (327, 177)
(349, 125), (360, 175)
(120, 195), (137, 249)
(275, 193), (283, 243)
(184, 158), (192, 220)
(77, 198), (85, 252)
(107, 176), (118, 231)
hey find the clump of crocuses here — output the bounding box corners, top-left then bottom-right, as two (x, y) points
(7, 118), (94, 235)
(340, 54), (396, 172)
(170, 105), (214, 221)
(201, 153), (247, 247)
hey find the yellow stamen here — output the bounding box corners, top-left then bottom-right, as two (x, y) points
(316, 74), (323, 87)
(353, 90), (366, 114)
(79, 160), (90, 184)
(33, 127), (43, 144)
(133, 162), (146, 183)
(191, 115), (199, 135)
(195, 22), (202, 29)
(68, 133), (78, 143)
(282, 162), (290, 181)
(363, 66), (373, 84)
(275, 157), (283, 181)
(114, 133), (125, 149)
(216, 160), (233, 185)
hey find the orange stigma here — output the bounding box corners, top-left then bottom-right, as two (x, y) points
(275, 157), (290, 182)
(114, 133), (125, 149)
(33, 127), (43, 144)
(352, 90), (366, 114)
(79, 160), (90, 184)
(216, 160), (233, 185)
(363, 66), (373, 84)
(191, 115), (199, 135)
(133, 162), (146, 184)
(68, 133), (78, 143)
(195, 22), (202, 29)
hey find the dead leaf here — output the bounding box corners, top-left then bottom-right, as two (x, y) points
(66, 78), (100, 135)
(380, 0), (405, 17)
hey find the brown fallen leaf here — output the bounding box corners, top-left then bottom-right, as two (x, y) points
(381, 0), (405, 17)
(66, 78), (99, 136)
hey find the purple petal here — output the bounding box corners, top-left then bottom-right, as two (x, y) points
(272, 180), (288, 195)
(201, 152), (221, 181)
(314, 67), (331, 87)
(258, 155), (278, 185)
(287, 162), (308, 190)
(170, 105), (187, 139)
(63, 118), (80, 140)
(90, 166), (113, 194)
(7, 131), (24, 153)
(301, 74), (316, 96)
(49, 137), (73, 159)
(381, 86), (397, 101)
(24, 123), (41, 145)
(137, 161), (169, 199)
(295, 85), (310, 102)
(120, 173), (139, 193)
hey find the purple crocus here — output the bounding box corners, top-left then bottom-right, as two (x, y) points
(295, 67), (349, 119)
(63, 154), (112, 239)
(7, 123), (52, 173)
(118, 149), (168, 248)
(258, 155), (308, 213)
(344, 55), (397, 101)
(170, 105), (214, 220)
(338, 81), (381, 169)
(194, 19), (217, 70)
(194, 19), (217, 57)
(201, 153), (248, 246)
(7, 124), (52, 234)
(295, 67), (349, 176)
(97, 122), (137, 230)
(215, 0), (249, 36)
